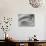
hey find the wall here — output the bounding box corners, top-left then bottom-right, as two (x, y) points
(0, 0), (46, 40)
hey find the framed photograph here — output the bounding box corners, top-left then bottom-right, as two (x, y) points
(18, 14), (35, 27)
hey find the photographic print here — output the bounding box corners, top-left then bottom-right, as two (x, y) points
(18, 14), (35, 27)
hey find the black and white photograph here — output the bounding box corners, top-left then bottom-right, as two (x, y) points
(18, 14), (35, 27)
